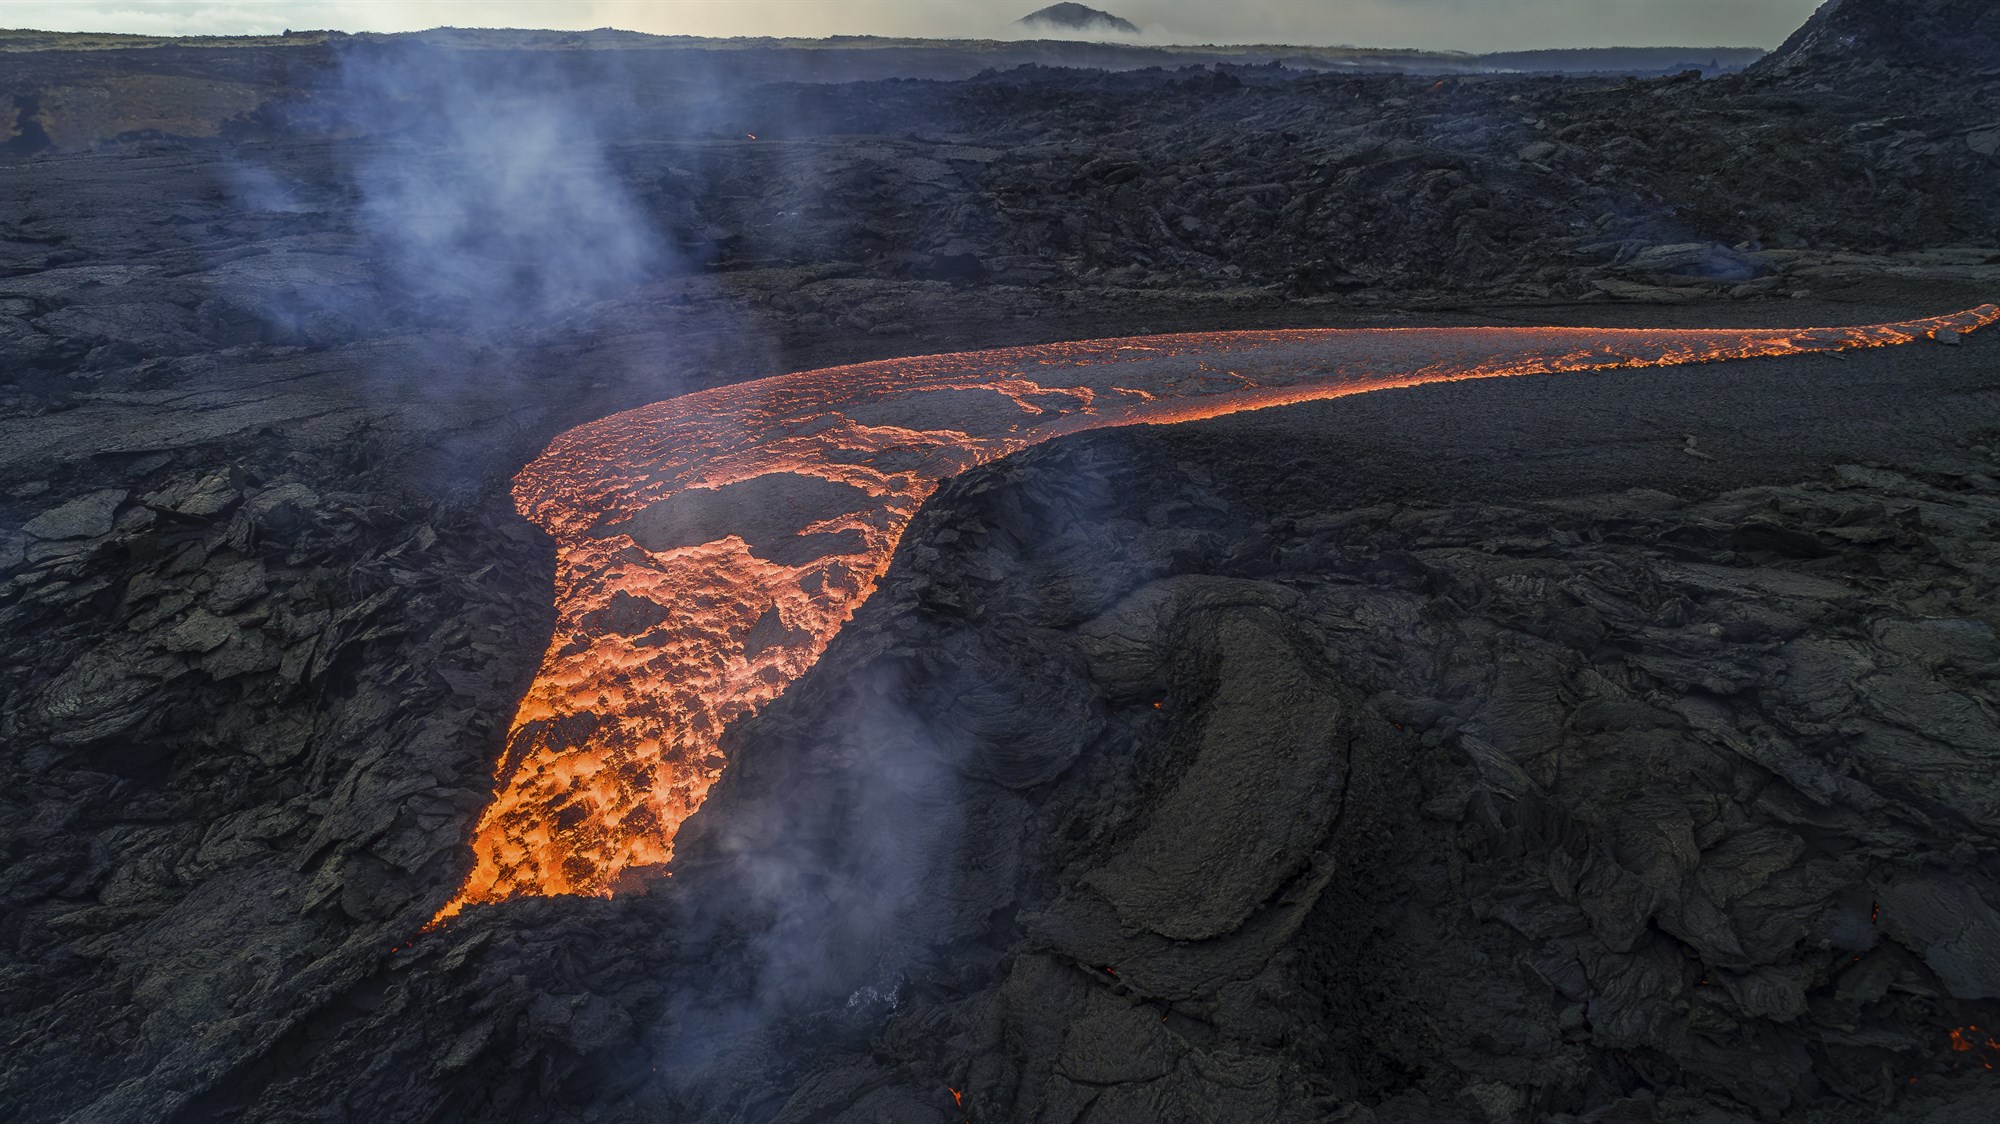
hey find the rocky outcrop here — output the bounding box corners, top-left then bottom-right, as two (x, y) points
(1755, 0), (2000, 75)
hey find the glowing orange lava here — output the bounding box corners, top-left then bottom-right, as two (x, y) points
(431, 306), (1998, 923)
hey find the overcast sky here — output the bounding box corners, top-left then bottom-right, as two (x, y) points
(5, 0), (1828, 52)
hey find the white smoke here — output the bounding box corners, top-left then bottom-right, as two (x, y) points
(337, 45), (665, 329)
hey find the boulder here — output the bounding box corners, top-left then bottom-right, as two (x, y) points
(22, 488), (126, 540)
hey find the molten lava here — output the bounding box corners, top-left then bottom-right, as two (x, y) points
(1949, 1025), (2000, 1070)
(432, 307), (1998, 923)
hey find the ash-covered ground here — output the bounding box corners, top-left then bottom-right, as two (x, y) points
(4, 1), (2000, 1121)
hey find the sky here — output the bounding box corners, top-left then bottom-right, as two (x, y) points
(3, 0), (1828, 52)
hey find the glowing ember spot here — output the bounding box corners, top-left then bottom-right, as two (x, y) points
(431, 306), (1998, 923)
(1948, 1025), (2000, 1070)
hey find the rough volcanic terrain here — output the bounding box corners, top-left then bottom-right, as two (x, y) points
(4, 3), (2000, 1121)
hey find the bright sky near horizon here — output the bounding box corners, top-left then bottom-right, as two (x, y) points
(3, 0), (1827, 53)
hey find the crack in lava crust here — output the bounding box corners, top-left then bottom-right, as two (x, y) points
(431, 306), (1998, 924)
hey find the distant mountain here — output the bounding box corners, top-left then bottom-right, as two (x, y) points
(1017, 3), (1139, 37)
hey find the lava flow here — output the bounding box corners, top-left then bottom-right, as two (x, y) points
(431, 306), (1997, 923)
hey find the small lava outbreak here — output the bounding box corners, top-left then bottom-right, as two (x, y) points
(432, 307), (1998, 923)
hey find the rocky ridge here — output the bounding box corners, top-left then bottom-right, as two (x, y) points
(1756, 0), (2000, 75)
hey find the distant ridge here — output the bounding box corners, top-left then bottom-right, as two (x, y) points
(1016, 3), (1139, 37)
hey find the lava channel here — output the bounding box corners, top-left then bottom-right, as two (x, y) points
(431, 306), (1997, 923)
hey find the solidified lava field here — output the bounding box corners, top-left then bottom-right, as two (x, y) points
(6, 2), (2000, 1121)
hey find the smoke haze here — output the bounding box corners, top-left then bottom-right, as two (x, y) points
(335, 48), (663, 327)
(221, 40), (678, 354)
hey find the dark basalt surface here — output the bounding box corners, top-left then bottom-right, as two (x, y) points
(7, 309), (1998, 1124)
(4, 7), (2000, 1121)
(666, 386), (2000, 1124)
(1755, 0), (2000, 75)
(3, 27), (1995, 323)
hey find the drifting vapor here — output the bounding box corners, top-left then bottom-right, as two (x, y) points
(338, 47), (663, 327)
